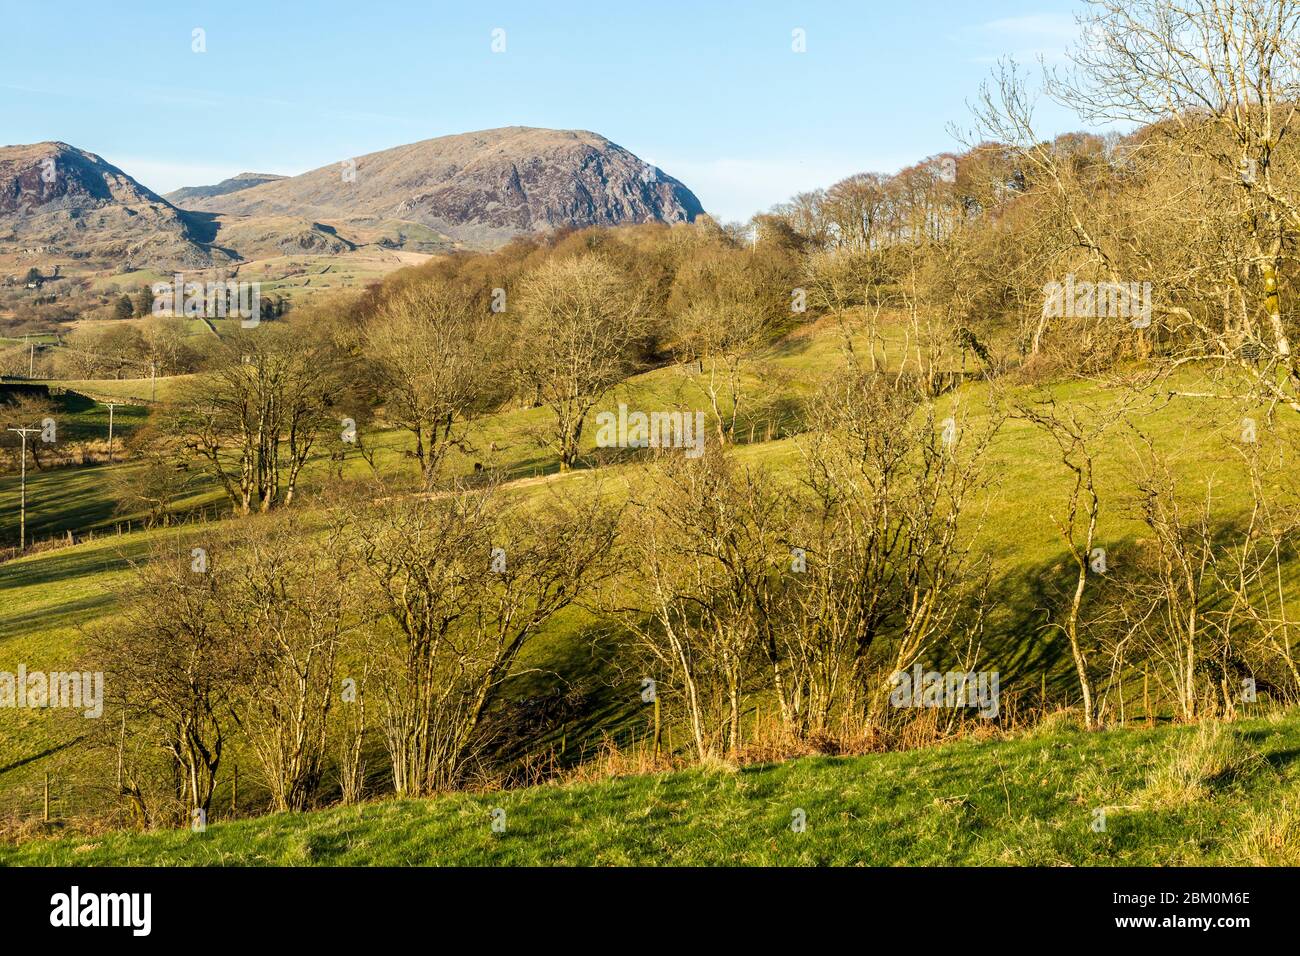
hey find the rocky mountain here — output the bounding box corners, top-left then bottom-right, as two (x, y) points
(0, 142), (222, 269)
(174, 127), (704, 247)
(163, 172), (287, 206)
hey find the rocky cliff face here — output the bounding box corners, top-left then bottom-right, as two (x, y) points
(178, 127), (705, 247)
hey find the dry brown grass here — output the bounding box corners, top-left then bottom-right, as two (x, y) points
(1139, 721), (1266, 809)
(1233, 796), (1300, 865)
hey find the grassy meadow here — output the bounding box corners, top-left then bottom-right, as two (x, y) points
(4, 710), (1298, 865)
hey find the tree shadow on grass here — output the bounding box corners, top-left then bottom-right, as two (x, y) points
(0, 737), (82, 777)
(1233, 732), (1300, 775)
(0, 540), (151, 639)
(0, 595), (112, 645)
(483, 619), (645, 780)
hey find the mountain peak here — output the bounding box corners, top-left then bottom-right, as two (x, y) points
(0, 129), (705, 268)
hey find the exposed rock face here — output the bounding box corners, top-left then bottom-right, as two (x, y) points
(197, 216), (357, 259)
(164, 172), (288, 206)
(0, 142), (219, 268)
(179, 127), (705, 247)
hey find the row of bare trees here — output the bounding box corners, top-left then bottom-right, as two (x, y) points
(92, 360), (1005, 824)
(618, 387), (1300, 760)
(149, 232), (796, 513)
(85, 368), (1300, 827)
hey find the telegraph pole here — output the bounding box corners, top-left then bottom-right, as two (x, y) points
(100, 401), (122, 462)
(7, 426), (39, 551)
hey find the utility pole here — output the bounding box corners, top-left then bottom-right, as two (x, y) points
(7, 426), (39, 551)
(100, 402), (122, 462)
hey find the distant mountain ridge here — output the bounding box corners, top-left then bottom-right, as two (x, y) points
(0, 128), (705, 268)
(164, 172), (288, 205)
(171, 127), (705, 247)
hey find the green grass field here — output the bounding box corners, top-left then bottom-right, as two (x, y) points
(4, 710), (1298, 865)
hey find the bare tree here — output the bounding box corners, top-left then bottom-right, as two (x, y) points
(791, 370), (999, 727)
(512, 256), (645, 470)
(1222, 443), (1300, 701)
(1124, 444), (1219, 721)
(365, 281), (491, 489)
(1059, 1), (1300, 400)
(109, 430), (199, 527)
(0, 392), (58, 472)
(1013, 393), (1141, 728)
(346, 481), (619, 794)
(620, 449), (787, 758)
(166, 327), (346, 513)
(823, 172), (890, 250)
(972, 1), (1300, 408)
(669, 249), (789, 445)
(223, 515), (356, 812)
(91, 539), (250, 826)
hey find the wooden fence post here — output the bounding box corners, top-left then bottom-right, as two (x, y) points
(653, 696), (661, 759)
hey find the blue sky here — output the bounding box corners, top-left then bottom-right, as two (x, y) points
(1, 0), (1091, 222)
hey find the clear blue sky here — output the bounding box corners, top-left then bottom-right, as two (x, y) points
(1, 0), (1091, 222)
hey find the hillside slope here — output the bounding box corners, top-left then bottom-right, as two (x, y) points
(5, 314), (1298, 848)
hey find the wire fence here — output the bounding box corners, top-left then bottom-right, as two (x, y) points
(0, 502), (228, 564)
(0, 765), (272, 838)
(0, 776), (128, 837)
